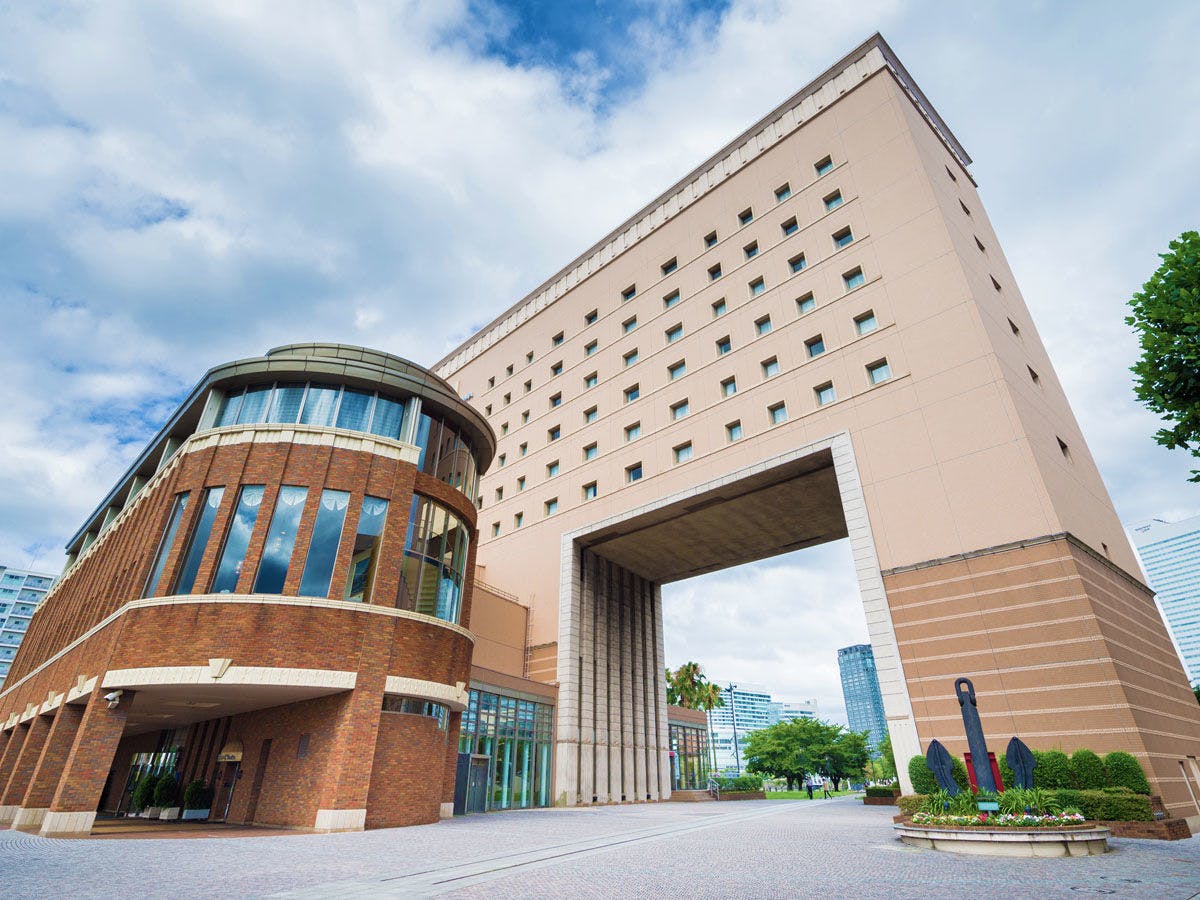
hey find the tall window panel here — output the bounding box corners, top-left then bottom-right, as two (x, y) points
(298, 490), (351, 598)
(142, 492), (189, 598)
(345, 496), (389, 603)
(211, 485), (266, 593)
(253, 486), (309, 594)
(268, 382), (306, 423)
(398, 495), (470, 624)
(299, 384), (340, 427)
(174, 487), (225, 594)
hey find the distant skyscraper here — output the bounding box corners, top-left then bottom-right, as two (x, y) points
(839, 644), (887, 754)
(1130, 515), (1200, 683)
(0, 566), (55, 686)
(769, 698), (820, 722)
(707, 681), (778, 772)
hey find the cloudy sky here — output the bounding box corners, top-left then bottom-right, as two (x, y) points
(2, 1), (1198, 723)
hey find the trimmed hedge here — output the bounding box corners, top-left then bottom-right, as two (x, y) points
(715, 774), (763, 792)
(1104, 751), (1151, 794)
(1035, 750), (1075, 789)
(131, 774), (156, 812)
(865, 785), (899, 798)
(1071, 750), (1107, 790)
(152, 772), (177, 808)
(1074, 788), (1152, 821)
(908, 756), (969, 795)
(897, 794), (926, 816)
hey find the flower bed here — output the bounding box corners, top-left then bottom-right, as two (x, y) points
(911, 811), (1087, 829)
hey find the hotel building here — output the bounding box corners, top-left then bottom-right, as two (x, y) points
(838, 644), (888, 754)
(3, 33), (1200, 833)
(1130, 515), (1200, 684)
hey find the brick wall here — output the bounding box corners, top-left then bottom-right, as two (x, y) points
(365, 709), (454, 828)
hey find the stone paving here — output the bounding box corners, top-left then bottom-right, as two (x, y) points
(2, 797), (1198, 898)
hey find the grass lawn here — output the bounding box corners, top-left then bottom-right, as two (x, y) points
(765, 790), (859, 800)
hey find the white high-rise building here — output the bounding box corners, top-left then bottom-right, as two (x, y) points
(0, 566), (55, 686)
(1130, 515), (1200, 683)
(707, 681), (777, 773)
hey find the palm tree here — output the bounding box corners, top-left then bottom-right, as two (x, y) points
(665, 662), (724, 711)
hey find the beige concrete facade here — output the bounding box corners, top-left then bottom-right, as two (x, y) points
(434, 34), (1200, 815)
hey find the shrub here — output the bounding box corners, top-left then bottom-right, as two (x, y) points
(998, 755), (1015, 789)
(152, 772), (178, 808)
(1051, 788), (1084, 812)
(715, 774), (763, 792)
(1035, 750), (1075, 789)
(1078, 788), (1152, 821)
(131, 774), (156, 812)
(1071, 749), (1106, 789)
(897, 794), (926, 816)
(865, 785), (898, 798)
(1103, 752), (1151, 794)
(908, 755), (969, 795)
(182, 779), (214, 810)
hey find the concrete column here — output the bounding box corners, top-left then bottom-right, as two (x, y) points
(605, 561), (621, 802)
(630, 572), (647, 802)
(13, 703), (86, 831)
(553, 537), (583, 806)
(0, 722), (30, 823)
(0, 715), (52, 821)
(577, 550), (595, 806)
(41, 689), (133, 837)
(651, 584), (671, 800)
(619, 568), (635, 803)
(592, 552), (610, 804)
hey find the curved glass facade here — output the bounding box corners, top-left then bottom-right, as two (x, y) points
(459, 688), (554, 810)
(398, 495), (470, 625)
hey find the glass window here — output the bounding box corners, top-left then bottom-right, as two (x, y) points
(626, 463), (643, 482)
(824, 190), (843, 211)
(624, 349), (639, 367)
(712, 299), (727, 317)
(781, 217), (798, 237)
(215, 389), (244, 426)
(666, 324), (683, 343)
(625, 384), (640, 402)
(212, 485), (265, 593)
(671, 400), (688, 421)
(175, 487), (225, 594)
(806, 335), (825, 357)
(661, 258), (677, 275)
(299, 384), (339, 427)
(370, 396), (405, 440)
(583, 443), (598, 461)
(797, 293), (816, 314)
(622, 285), (636, 302)
(738, 208), (753, 226)
(335, 389), (374, 431)
(744, 241), (758, 259)
(769, 402), (788, 424)
(868, 360), (892, 384)
(298, 490), (350, 597)
(237, 385), (272, 424)
(855, 311), (877, 334)
(668, 361), (686, 380)
(549, 393), (562, 408)
(716, 337), (731, 355)
(143, 493), (189, 597)
(756, 316), (772, 336)
(625, 422), (641, 442)
(775, 183), (791, 202)
(815, 383), (836, 405)
(843, 267), (865, 290)
(674, 443), (693, 463)
(721, 377), (737, 397)
(253, 485), (309, 594)
(815, 156), (833, 176)
(268, 383), (305, 423)
(345, 496), (389, 603)
(583, 406), (598, 423)
(548, 426), (560, 441)
(547, 460), (560, 477)
(399, 495), (470, 623)
(727, 421), (743, 442)
(708, 264), (722, 281)
(585, 372), (598, 389)
(584, 340), (598, 357)
(749, 277), (765, 297)
(762, 357), (780, 377)
(583, 482), (597, 500)
(663, 290), (681, 309)
(833, 227), (854, 248)
(623, 317), (637, 333)
(544, 498), (558, 516)
(585, 309), (598, 325)
(704, 231), (718, 248)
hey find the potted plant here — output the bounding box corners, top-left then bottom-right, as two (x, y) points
(182, 779), (214, 821)
(155, 772), (181, 821)
(131, 772), (157, 818)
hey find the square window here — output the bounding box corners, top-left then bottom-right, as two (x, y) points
(716, 336), (732, 355)
(519, 442), (528, 456)
(1027, 365), (1040, 385)
(487, 377), (495, 388)
(661, 257), (678, 275)
(755, 316), (772, 336)
(550, 392), (562, 408)
(501, 421), (509, 435)
(843, 267), (865, 290)
(518, 476), (526, 491)
(583, 482), (598, 500)
(762, 356), (780, 378)
(712, 298), (727, 317)
(704, 231), (718, 248)
(495, 486), (504, 501)
(498, 453), (507, 467)
(625, 421), (641, 441)
(552, 332), (564, 346)
(744, 241), (759, 260)
(815, 382), (836, 405)
(548, 426), (561, 442)
(789, 253), (807, 273)
(547, 460), (560, 477)
(867, 360), (892, 385)
(797, 292), (816, 314)
(503, 392), (511, 405)
(515, 512), (524, 527)
(583, 442), (598, 461)
(545, 498), (558, 516)
(521, 410), (530, 423)
(823, 190), (843, 211)
(815, 156), (833, 176)
(738, 208), (754, 226)
(671, 399), (689, 420)
(663, 289), (681, 309)
(585, 372), (598, 389)
(506, 364), (514, 376)
(1057, 437), (1071, 459)
(833, 227), (853, 248)
(491, 522), (501, 537)
(768, 402), (788, 424)
(623, 316), (637, 333)
(805, 335), (825, 357)
(666, 323), (684, 343)
(584, 340), (598, 357)
(585, 308), (598, 325)
(673, 442), (693, 464)
(709, 263), (722, 281)
(726, 420), (743, 442)
(781, 217), (798, 237)
(624, 348), (639, 367)
(626, 462), (643, 482)
(524, 379), (532, 394)
(854, 311), (877, 334)
(624, 384), (640, 403)
(721, 376), (737, 397)
(775, 183), (791, 202)
(959, 199), (971, 217)
(584, 406), (598, 423)
(991, 275), (1002, 292)
(668, 360), (687, 380)
(485, 403), (492, 415)
(1008, 318), (1020, 336)
(749, 277), (765, 296)
(622, 284), (637, 302)
(551, 361), (564, 376)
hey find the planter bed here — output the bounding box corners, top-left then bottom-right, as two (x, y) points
(894, 822), (1110, 857)
(863, 795), (897, 806)
(715, 791), (765, 801)
(1101, 818), (1192, 840)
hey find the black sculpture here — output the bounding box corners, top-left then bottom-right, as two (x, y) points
(925, 739), (959, 796)
(955, 677), (997, 793)
(1006, 736), (1037, 789)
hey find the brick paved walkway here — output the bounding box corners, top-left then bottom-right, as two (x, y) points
(2, 797), (1198, 898)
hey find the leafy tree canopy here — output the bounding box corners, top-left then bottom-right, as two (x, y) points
(1127, 230), (1200, 480)
(743, 718), (870, 790)
(664, 661), (724, 711)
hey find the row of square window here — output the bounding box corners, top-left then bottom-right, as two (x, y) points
(483, 267), (870, 414)
(490, 357), (892, 478)
(483, 154), (840, 391)
(491, 310), (879, 439)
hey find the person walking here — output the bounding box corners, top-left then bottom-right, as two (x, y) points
(805, 776), (814, 800)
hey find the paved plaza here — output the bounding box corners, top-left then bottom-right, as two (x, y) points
(3, 797), (1199, 898)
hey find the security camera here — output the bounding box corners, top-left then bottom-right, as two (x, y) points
(104, 690), (123, 707)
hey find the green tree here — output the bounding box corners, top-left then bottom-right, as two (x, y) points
(664, 662), (724, 711)
(1127, 230), (1200, 480)
(1193, 683), (1200, 705)
(1071, 749), (1107, 790)
(876, 730), (897, 780)
(744, 718), (868, 791)
(744, 720), (806, 790)
(1103, 751), (1152, 794)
